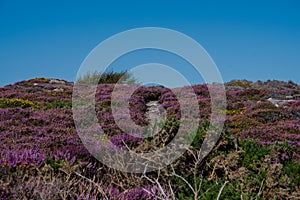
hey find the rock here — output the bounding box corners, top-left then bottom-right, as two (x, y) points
(53, 88), (64, 92)
(145, 101), (166, 137)
(294, 94), (300, 100)
(267, 97), (295, 107)
(49, 79), (66, 84)
(226, 86), (244, 91)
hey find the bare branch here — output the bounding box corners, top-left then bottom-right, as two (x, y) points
(257, 179), (265, 198)
(74, 172), (109, 200)
(171, 166), (195, 194)
(216, 180), (229, 200)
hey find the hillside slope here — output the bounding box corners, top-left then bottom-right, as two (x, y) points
(0, 78), (299, 199)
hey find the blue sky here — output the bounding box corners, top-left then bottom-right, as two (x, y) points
(0, 0), (300, 86)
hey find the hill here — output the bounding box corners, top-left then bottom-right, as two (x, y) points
(0, 78), (299, 199)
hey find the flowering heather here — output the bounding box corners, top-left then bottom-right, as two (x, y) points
(0, 78), (299, 199)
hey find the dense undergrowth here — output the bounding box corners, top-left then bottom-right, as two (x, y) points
(0, 77), (299, 199)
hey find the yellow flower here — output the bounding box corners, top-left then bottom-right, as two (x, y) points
(0, 98), (40, 109)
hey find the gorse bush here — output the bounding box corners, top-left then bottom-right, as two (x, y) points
(218, 109), (244, 115)
(28, 77), (50, 83)
(0, 98), (40, 109)
(225, 80), (253, 88)
(76, 70), (136, 84)
(226, 109), (244, 115)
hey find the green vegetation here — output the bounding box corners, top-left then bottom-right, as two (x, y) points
(44, 156), (62, 169)
(76, 70), (136, 84)
(283, 160), (300, 188)
(1, 78), (299, 199)
(44, 100), (72, 109)
(238, 139), (271, 170)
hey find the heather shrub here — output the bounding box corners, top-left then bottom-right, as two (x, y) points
(1, 78), (300, 199)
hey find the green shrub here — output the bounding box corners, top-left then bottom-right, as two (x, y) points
(283, 162), (300, 187)
(238, 139), (271, 170)
(45, 100), (72, 109)
(44, 156), (62, 169)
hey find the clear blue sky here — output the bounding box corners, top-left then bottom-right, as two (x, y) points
(1, 0), (300, 86)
